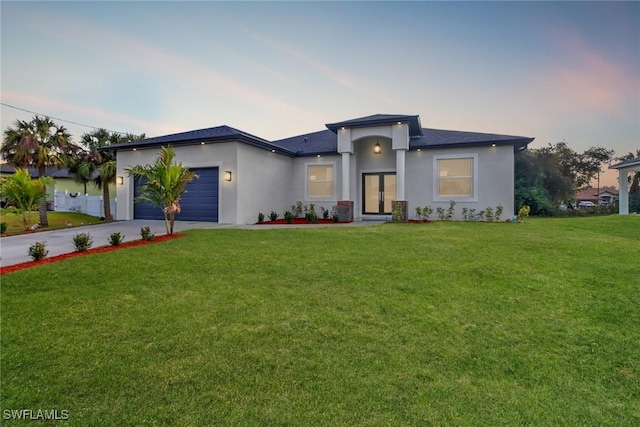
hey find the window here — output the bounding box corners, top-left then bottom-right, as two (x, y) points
(434, 155), (477, 200)
(308, 164), (334, 198)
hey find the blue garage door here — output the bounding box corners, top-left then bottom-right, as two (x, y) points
(134, 167), (219, 222)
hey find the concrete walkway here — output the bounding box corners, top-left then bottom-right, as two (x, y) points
(0, 219), (382, 267)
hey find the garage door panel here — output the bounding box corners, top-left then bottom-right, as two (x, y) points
(134, 167), (219, 222)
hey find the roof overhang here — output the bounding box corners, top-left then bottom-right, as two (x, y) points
(326, 114), (423, 137)
(610, 157), (640, 171)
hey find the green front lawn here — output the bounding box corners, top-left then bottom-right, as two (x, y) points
(0, 209), (103, 235)
(2, 217), (639, 425)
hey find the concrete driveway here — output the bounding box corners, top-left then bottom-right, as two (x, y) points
(1, 219), (382, 268)
(0, 220), (229, 268)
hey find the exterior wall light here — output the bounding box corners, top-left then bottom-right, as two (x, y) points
(116, 176), (124, 185)
(374, 140), (382, 155)
(224, 171), (232, 182)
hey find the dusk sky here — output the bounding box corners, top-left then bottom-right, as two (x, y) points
(2, 1), (638, 186)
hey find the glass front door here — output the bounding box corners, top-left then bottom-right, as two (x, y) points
(362, 173), (396, 214)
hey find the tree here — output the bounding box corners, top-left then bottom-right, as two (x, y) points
(125, 146), (198, 235)
(1, 116), (78, 226)
(0, 169), (53, 230)
(515, 142), (615, 215)
(67, 130), (145, 221)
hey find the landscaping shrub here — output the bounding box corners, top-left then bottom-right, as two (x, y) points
(258, 213), (265, 224)
(269, 211), (278, 221)
(331, 206), (339, 223)
(392, 202), (405, 222)
(72, 233), (93, 252)
(140, 226), (155, 241)
(495, 204), (504, 221)
(517, 205), (531, 222)
(284, 211), (294, 224)
(305, 203), (318, 224)
(28, 241), (48, 261)
(320, 207), (329, 220)
(108, 232), (125, 246)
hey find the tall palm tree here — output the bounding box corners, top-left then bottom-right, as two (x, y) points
(125, 146), (198, 234)
(67, 130), (145, 221)
(1, 116), (78, 226)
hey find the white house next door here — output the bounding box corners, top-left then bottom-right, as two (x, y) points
(362, 173), (396, 214)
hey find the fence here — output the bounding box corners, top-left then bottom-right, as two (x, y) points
(53, 190), (116, 218)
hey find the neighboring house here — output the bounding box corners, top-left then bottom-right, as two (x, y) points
(576, 186), (619, 206)
(610, 157), (640, 215)
(0, 163), (115, 212)
(0, 163), (113, 197)
(106, 114), (534, 224)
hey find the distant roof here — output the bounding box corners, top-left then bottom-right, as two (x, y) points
(103, 125), (296, 156)
(326, 114), (423, 137)
(0, 163), (74, 178)
(610, 157), (640, 170)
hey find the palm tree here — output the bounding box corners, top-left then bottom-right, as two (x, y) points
(125, 146), (198, 234)
(618, 149), (640, 194)
(67, 130), (146, 221)
(1, 116), (78, 226)
(0, 169), (53, 230)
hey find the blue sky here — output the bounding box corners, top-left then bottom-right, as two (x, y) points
(2, 1), (638, 185)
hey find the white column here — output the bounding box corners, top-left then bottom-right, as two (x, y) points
(341, 152), (350, 200)
(396, 149), (406, 200)
(618, 169), (629, 215)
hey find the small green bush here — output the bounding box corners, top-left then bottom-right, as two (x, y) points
(269, 211), (278, 221)
(485, 207), (494, 222)
(28, 241), (48, 261)
(321, 207), (329, 220)
(305, 203), (318, 224)
(392, 202), (405, 222)
(258, 213), (265, 224)
(0, 222), (7, 234)
(140, 226), (155, 241)
(495, 204), (504, 221)
(331, 206), (339, 223)
(284, 211), (294, 224)
(108, 232), (125, 246)
(517, 205), (531, 223)
(73, 233), (93, 252)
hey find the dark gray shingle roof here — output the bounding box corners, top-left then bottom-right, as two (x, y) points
(104, 125), (296, 156)
(326, 114), (423, 137)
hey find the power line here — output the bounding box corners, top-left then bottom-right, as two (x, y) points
(1, 102), (134, 136)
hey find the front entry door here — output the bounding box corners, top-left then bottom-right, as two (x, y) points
(363, 173), (396, 214)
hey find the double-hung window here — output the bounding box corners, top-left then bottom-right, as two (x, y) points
(307, 164), (334, 198)
(434, 154), (477, 201)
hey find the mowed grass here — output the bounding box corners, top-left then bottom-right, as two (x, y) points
(0, 209), (102, 235)
(1, 216), (639, 425)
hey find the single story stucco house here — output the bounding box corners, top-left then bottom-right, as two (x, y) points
(105, 114), (534, 224)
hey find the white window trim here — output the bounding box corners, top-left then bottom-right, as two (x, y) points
(433, 153), (478, 202)
(305, 161), (336, 200)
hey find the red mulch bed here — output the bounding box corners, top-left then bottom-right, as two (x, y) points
(0, 233), (185, 275)
(256, 218), (350, 225)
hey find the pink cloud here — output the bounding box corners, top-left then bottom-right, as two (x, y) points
(536, 30), (638, 115)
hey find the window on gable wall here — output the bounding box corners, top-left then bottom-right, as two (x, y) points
(435, 156), (476, 199)
(308, 164), (334, 198)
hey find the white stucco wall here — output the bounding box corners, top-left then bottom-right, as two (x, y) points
(114, 142), (239, 222)
(235, 144), (293, 224)
(289, 155), (342, 215)
(405, 145), (515, 219)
